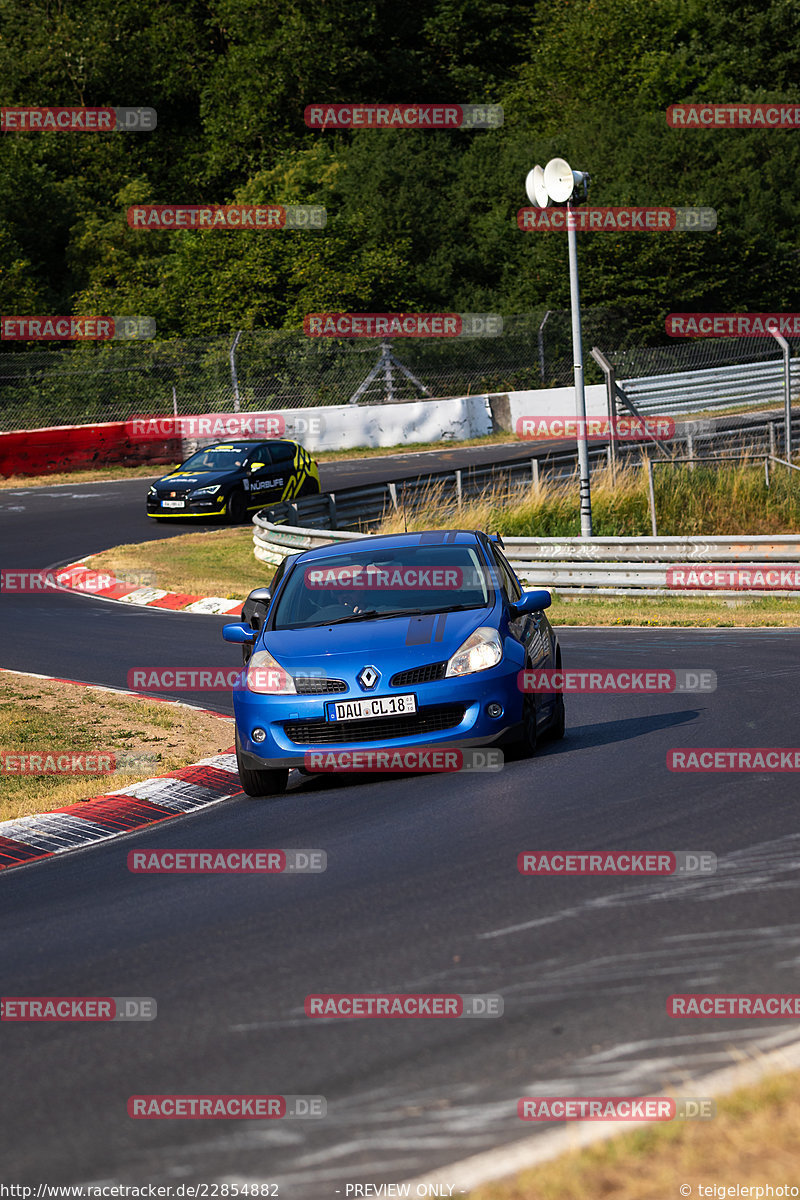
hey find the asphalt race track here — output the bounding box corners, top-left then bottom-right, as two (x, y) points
(2, 458), (800, 1194)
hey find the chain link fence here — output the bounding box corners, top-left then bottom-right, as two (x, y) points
(0, 314), (795, 433)
(0, 311), (635, 432)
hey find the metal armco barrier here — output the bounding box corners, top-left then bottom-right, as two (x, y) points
(253, 519), (800, 596)
(621, 357), (800, 416)
(252, 412), (800, 595)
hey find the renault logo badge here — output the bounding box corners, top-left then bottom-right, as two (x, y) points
(357, 666), (380, 691)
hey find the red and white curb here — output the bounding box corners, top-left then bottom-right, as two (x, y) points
(0, 751), (242, 873)
(0, 668), (240, 873)
(59, 561), (244, 615)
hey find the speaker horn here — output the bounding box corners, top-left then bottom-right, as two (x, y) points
(544, 157), (585, 204)
(525, 165), (549, 208)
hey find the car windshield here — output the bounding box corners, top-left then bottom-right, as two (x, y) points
(178, 446), (250, 471)
(272, 545), (493, 630)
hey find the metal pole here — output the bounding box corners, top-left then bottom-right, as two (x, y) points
(537, 310), (552, 382)
(590, 346), (617, 484)
(230, 329), (242, 413)
(768, 328), (791, 459)
(647, 458), (657, 536)
(566, 205), (592, 537)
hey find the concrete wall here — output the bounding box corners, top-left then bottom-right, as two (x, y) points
(0, 384), (605, 475)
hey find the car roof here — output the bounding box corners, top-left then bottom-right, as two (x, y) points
(195, 439), (296, 450)
(294, 530), (488, 563)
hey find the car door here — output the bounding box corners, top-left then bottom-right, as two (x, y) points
(244, 445), (289, 508)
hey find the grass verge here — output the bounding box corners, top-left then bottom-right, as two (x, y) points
(0, 672), (233, 822)
(89, 527), (262, 599)
(84, 528), (800, 626)
(466, 1068), (800, 1200)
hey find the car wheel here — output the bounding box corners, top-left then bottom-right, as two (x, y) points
(298, 476), (320, 497)
(235, 729), (288, 798)
(518, 693), (539, 757)
(548, 691), (566, 740)
(226, 488), (248, 524)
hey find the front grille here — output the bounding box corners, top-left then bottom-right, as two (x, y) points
(294, 677), (348, 694)
(282, 704), (466, 745)
(390, 662), (447, 687)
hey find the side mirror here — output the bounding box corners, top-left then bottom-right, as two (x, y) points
(222, 622), (257, 644)
(250, 461), (265, 472)
(513, 589), (552, 615)
(242, 586), (273, 630)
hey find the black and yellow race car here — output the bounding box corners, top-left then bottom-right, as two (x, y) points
(146, 439), (321, 522)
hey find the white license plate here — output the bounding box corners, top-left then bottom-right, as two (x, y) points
(328, 694), (417, 721)
(161, 499), (185, 509)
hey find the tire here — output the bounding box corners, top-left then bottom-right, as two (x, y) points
(298, 475), (321, 497)
(517, 693), (539, 758)
(226, 488), (248, 524)
(548, 691), (566, 740)
(235, 729), (288, 798)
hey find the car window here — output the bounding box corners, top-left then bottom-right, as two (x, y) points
(490, 545), (522, 602)
(269, 443), (295, 466)
(272, 545), (491, 629)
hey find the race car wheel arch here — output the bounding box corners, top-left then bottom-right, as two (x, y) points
(227, 487), (248, 524)
(235, 728), (289, 798)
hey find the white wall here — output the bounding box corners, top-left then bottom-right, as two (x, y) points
(181, 383), (608, 455)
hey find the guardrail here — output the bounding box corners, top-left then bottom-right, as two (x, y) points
(254, 412), (800, 537)
(621, 357), (800, 415)
(251, 413), (800, 595)
(253, 519), (800, 596)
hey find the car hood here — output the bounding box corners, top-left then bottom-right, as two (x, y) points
(264, 606), (495, 669)
(155, 468), (238, 489)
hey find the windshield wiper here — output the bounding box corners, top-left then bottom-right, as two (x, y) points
(324, 603), (486, 626)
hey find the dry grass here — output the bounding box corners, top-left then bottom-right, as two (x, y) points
(377, 459), (800, 539)
(467, 1070), (800, 1200)
(0, 671), (233, 822)
(89, 527), (266, 599)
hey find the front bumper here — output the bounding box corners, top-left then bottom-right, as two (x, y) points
(147, 492), (228, 518)
(233, 663), (530, 771)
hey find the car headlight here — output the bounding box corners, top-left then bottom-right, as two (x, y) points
(190, 484), (221, 497)
(245, 649), (296, 694)
(148, 486), (157, 496)
(445, 627), (503, 677)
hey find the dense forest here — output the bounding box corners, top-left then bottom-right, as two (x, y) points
(1, 0), (799, 343)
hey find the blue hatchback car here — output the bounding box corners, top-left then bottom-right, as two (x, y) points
(222, 529), (565, 796)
